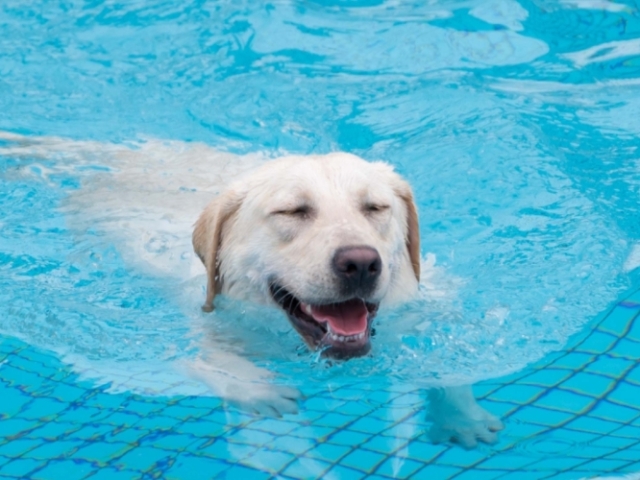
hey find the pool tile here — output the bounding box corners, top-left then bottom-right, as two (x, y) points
(508, 406), (573, 427)
(475, 453), (535, 470)
(103, 427), (149, 445)
(162, 405), (211, 421)
(68, 424), (114, 441)
(303, 396), (345, 411)
(18, 397), (68, 421)
(269, 435), (314, 456)
(0, 439), (42, 459)
(289, 425), (334, 440)
(314, 412), (358, 429)
(626, 315), (640, 342)
(217, 464), (270, 480)
(435, 446), (489, 468)
(0, 458), (44, 478)
(564, 415), (621, 435)
(626, 364), (640, 385)
(590, 435), (637, 449)
(329, 430), (371, 446)
(25, 421), (80, 441)
(25, 440), (84, 460)
(607, 382), (640, 408)
(0, 389), (32, 418)
(227, 428), (274, 447)
(575, 458), (630, 471)
(240, 449), (295, 473)
(610, 424), (640, 439)
(605, 447), (640, 462)
(558, 372), (616, 397)
(121, 399), (166, 417)
(527, 455), (586, 470)
(533, 389), (595, 413)
(163, 454), (229, 479)
(281, 456), (332, 478)
(324, 464), (366, 480)
(31, 459), (95, 480)
(374, 456), (423, 479)
(454, 469), (506, 480)
(619, 460), (640, 473)
(598, 306), (638, 336)
(519, 368), (572, 387)
(487, 385), (545, 405)
(589, 400), (639, 423)
(411, 465), (462, 480)
(348, 416), (392, 435)
(574, 331), (618, 354)
(172, 419), (228, 438)
(145, 432), (203, 451)
(49, 383), (86, 403)
(305, 442), (350, 463)
(1, 365), (47, 391)
(86, 467), (140, 479)
(55, 406), (111, 424)
(336, 401), (376, 417)
(361, 435), (407, 455)
(83, 393), (126, 410)
(0, 418), (38, 438)
(339, 448), (386, 472)
(609, 338), (640, 360)
(114, 446), (174, 471)
(584, 356), (635, 378)
(72, 441), (131, 463)
(249, 418), (298, 436)
(548, 353), (594, 370)
(571, 445), (617, 459)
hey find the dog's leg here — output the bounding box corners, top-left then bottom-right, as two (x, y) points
(182, 347), (301, 418)
(426, 385), (504, 449)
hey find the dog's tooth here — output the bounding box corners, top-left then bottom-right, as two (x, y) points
(302, 303), (313, 316)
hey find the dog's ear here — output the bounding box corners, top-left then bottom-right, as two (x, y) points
(396, 180), (421, 282)
(192, 189), (244, 312)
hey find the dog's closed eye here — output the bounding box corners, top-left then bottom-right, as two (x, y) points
(271, 205), (312, 218)
(363, 203), (390, 214)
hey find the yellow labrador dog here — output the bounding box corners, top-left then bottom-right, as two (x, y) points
(0, 132), (501, 448)
(193, 152), (503, 448)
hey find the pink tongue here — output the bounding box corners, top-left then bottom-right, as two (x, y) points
(309, 299), (368, 335)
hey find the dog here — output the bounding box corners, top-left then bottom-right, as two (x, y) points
(192, 152), (503, 447)
(0, 132), (502, 448)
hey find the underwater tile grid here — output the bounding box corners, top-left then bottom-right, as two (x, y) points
(1, 287), (640, 480)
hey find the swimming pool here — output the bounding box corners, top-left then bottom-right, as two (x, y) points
(1, 0), (640, 478)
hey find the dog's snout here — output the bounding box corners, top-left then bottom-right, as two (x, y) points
(332, 246), (381, 294)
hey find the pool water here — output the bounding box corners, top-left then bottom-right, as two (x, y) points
(1, 0), (640, 478)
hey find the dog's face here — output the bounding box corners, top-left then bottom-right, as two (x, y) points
(193, 153), (420, 358)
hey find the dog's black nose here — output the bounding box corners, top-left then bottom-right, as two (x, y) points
(332, 246), (382, 294)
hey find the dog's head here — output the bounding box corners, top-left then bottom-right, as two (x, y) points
(193, 153), (420, 359)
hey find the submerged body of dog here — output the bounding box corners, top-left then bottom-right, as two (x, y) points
(193, 152), (503, 447)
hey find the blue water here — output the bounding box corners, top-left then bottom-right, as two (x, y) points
(2, 0), (640, 478)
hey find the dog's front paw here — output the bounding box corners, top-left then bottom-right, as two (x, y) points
(427, 386), (504, 449)
(227, 382), (302, 417)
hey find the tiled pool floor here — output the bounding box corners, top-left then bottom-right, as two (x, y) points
(1, 286), (640, 479)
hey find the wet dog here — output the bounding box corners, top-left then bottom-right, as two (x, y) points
(193, 152), (503, 447)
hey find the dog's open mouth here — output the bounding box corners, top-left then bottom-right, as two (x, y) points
(270, 284), (378, 359)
